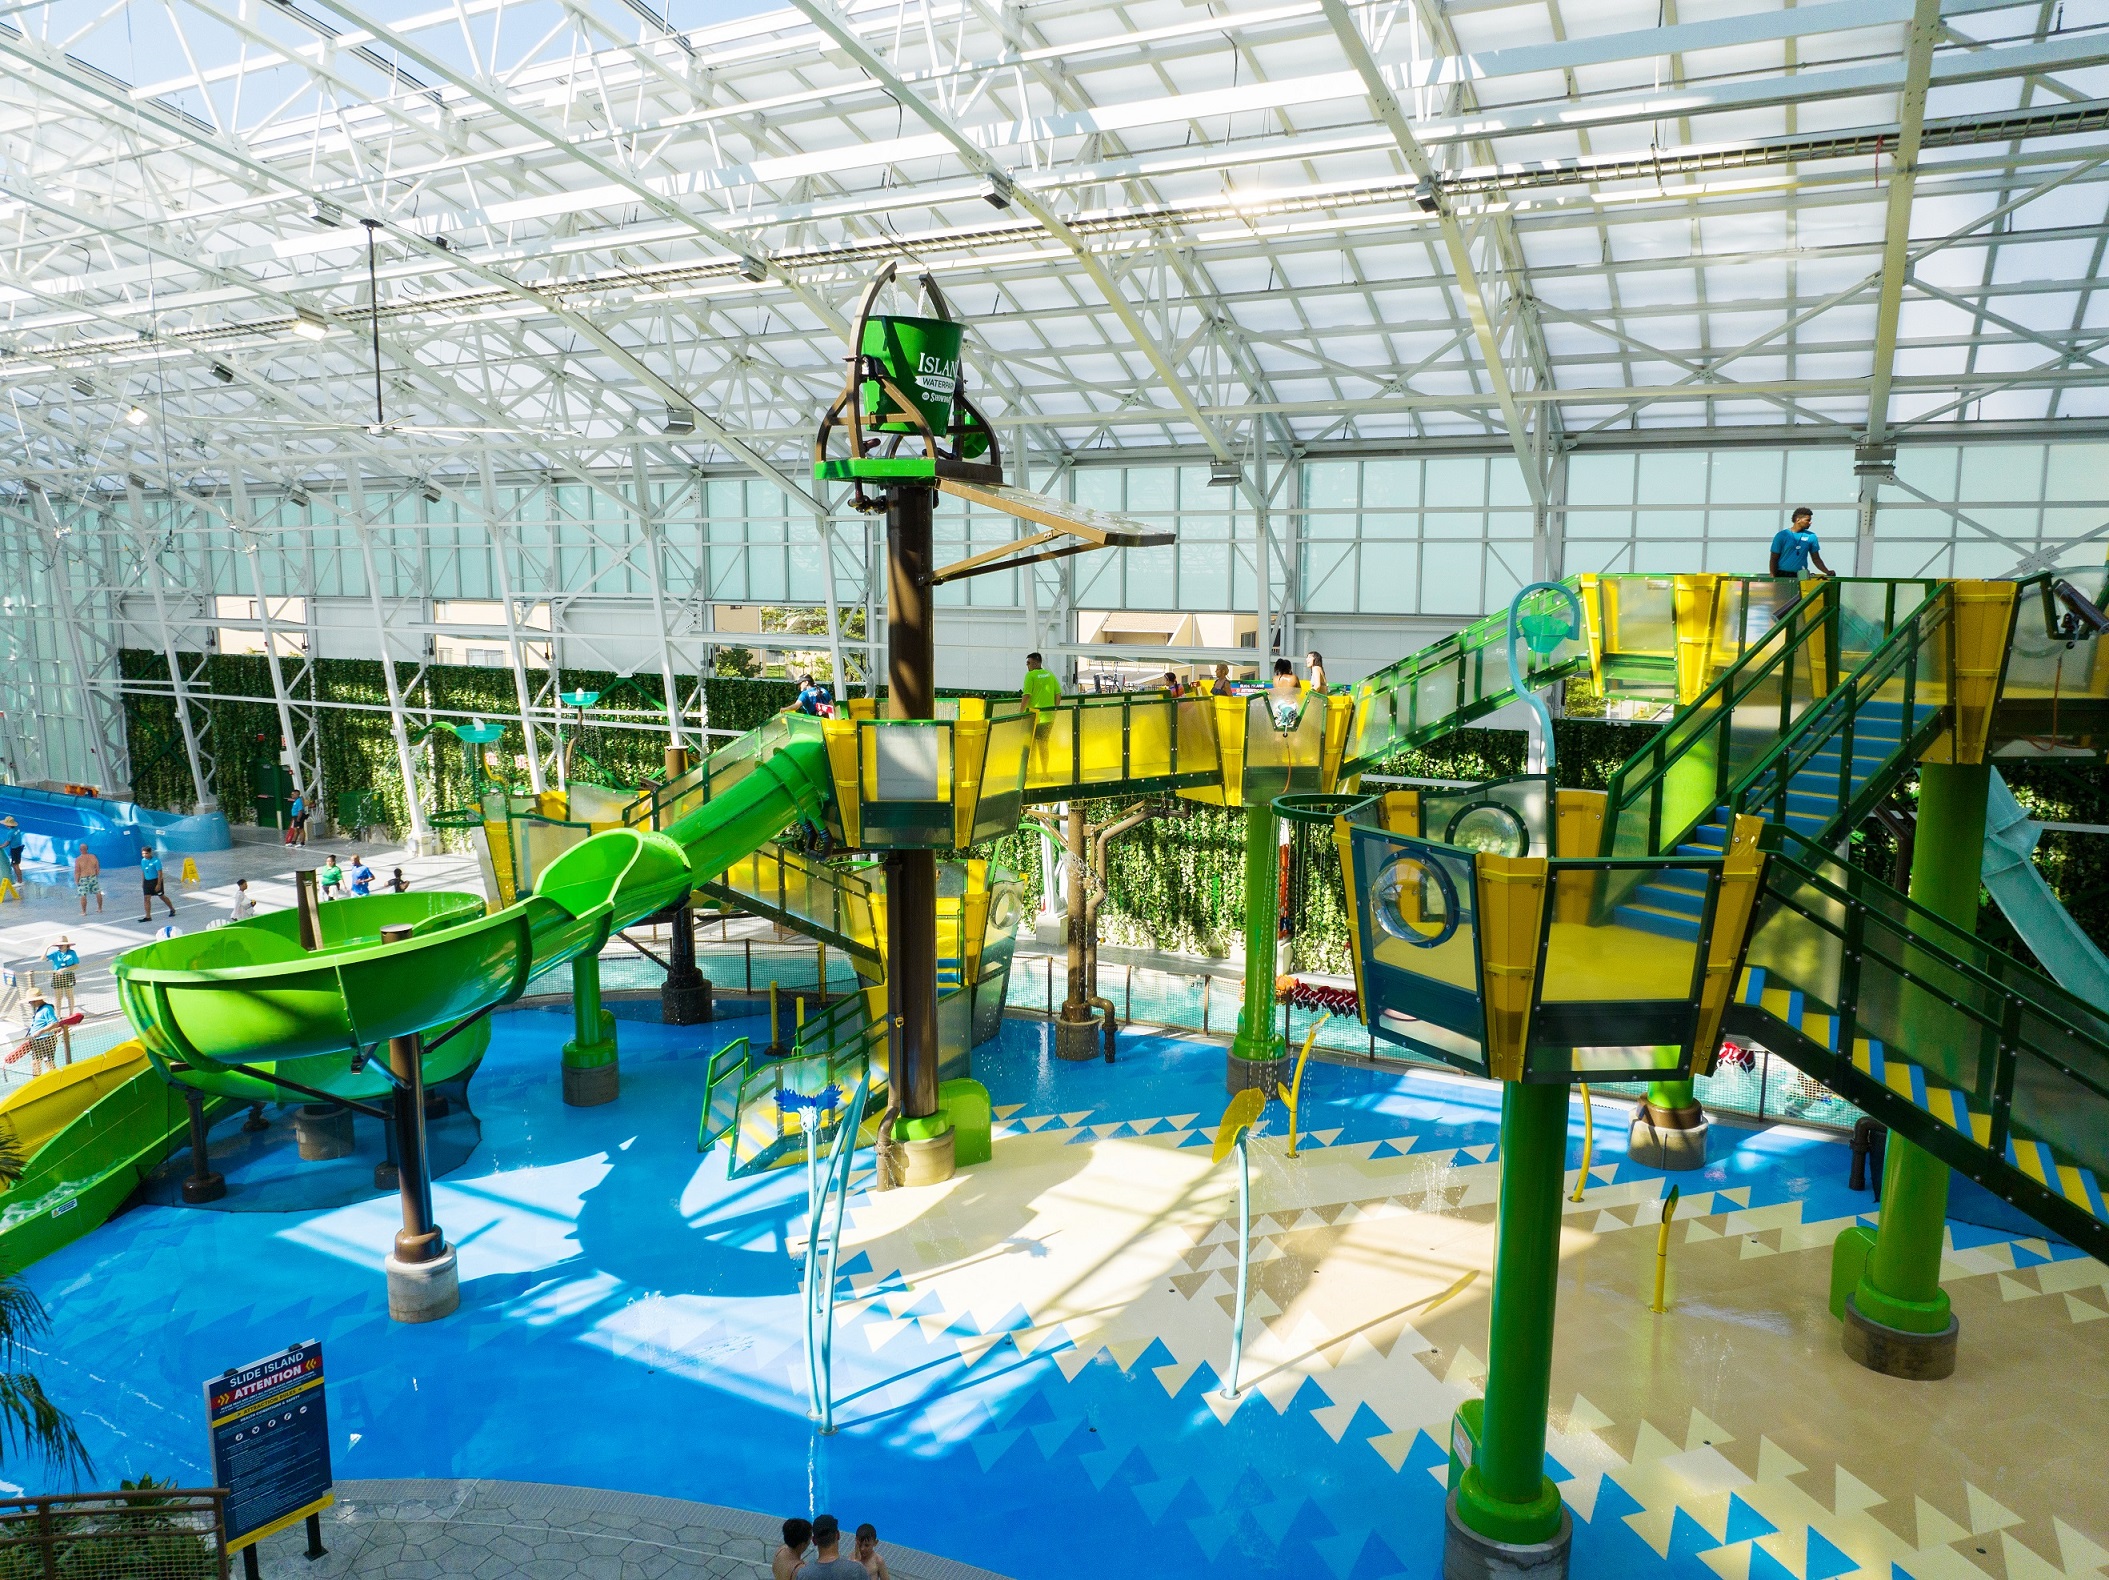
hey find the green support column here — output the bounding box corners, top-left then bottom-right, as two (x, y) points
(1838, 760), (1988, 1379)
(1227, 800), (1283, 1094)
(1646, 1079), (1694, 1110)
(1629, 725), (1717, 1171)
(562, 948), (620, 1107)
(1448, 1080), (1572, 1570)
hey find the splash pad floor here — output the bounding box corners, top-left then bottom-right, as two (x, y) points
(18, 1009), (2105, 1578)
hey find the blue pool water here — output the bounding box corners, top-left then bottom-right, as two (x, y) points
(6, 1010), (2065, 1577)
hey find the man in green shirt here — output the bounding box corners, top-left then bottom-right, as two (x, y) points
(1022, 652), (1061, 721)
(1023, 651), (1062, 769)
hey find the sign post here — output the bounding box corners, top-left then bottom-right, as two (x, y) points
(204, 1341), (333, 1572)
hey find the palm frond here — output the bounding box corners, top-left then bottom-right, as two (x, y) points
(0, 1280), (50, 1367)
(0, 1124), (25, 1190)
(0, 1372), (91, 1479)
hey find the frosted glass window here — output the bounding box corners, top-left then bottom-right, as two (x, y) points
(1425, 457), (1487, 508)
(1306, 461), (1359, 510)
(1959, 445), (2046, 504)
(1710, 451), (1784, 504)
(1568, 454), (1636, 507)
(1784, 449), (1853, 503)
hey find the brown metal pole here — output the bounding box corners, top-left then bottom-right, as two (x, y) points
(380, 924), (441, 1263)
(885, 483), (942, 1122)
(180, 1086), (225, 1204)
(295, 868), (322, 951)
(1065, 801), (1087, 1015)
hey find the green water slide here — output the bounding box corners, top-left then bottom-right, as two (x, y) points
(115, 736), (834, 1105)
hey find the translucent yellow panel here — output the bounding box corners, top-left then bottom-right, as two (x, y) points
(1023, 706), (1078, 792)
(1174, 697), (1221, 781)
(1076, 703), (1126, 783)
(1126, 699), (1174, 780)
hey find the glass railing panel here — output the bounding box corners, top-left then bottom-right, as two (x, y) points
(1751, 836), (2109, 1190)
(1421, 775), (1552, 858)
(2009, 1000), (2109, 1182)
(969, 714), (1034, 844)
(1022, 705), (1079, 792)
(1242, 694), (1329, 803)
(2003, 571), (2109, 704)
(1174, 696), (1221, 780)
(857, 720), (955, 848)
(1345, 825), (1486, 1073)
(1075, 699), (1130, 784)
(1533, 862), (1709, 1077)
(1600, 576), (1679, 663)
(1125, 697), (1177, 782)
(1853, 919), (2001, 1103)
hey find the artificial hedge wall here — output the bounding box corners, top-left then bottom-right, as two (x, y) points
(118, 650), (805, 837)
(120, 660), (2102, 977)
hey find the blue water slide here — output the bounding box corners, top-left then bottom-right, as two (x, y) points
(1981, 768), (2109, 1002)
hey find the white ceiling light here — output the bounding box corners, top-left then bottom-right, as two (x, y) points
(125, 406), (150, 426)
(291, 308), (332, 341)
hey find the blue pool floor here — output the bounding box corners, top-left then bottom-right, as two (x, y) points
(11, 1009), (2102, 1579)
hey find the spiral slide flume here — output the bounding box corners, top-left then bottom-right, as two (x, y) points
(113, 736), (834, 1107)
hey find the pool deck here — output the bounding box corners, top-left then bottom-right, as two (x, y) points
(251, 1480), (1008, 1580)
(11, 1009), (2104, 1579)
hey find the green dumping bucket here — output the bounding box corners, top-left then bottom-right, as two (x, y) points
(861, 314), (963, 436)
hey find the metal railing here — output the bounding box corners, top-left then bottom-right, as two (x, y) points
(0, 1488), (228, 1580)
(1734, 826), (2109, 1254)
(1597, 579), (1941, 860)
(1339, 580), (1592, 773)
(1728, 588), (1951, 842)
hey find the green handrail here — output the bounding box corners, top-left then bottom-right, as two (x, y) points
(1340, 578), (1595, 775)
(1739, 826), (2109, 1256)
(1723, 585), (1950, 844)
(1595, 579), (1941, 859)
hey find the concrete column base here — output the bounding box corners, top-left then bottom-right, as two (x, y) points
(662, 978), (712, 1025)
(562, 1056), (620, 1107)
(1628, 1103), (1708, 1171)
(1054, 1015), (1100, 1062)
(295, 1104), (354, 1161)
(1842, 1297), (1958, 1380)
(1226, 1050), (1283, 1098)
(385, 1247), (460, 1324)
(899, 1127), (957, 1187)
(1443, 1492), (1572, 1580)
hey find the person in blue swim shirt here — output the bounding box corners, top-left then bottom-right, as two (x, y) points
(44, 936), (79, 1016)
(1770, 506), (1833, 582)
(137, 844), (177, 924)
(1768, 505), (1833, 621)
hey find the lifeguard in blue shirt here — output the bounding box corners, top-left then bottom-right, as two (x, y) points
(1769, 507), (1833, 582)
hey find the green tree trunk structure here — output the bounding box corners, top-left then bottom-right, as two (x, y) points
(1454, 1080), (1572, 1544)
(1852, 761), (1989, 1333)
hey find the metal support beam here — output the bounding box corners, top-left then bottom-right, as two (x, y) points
(30, 490), (124, 792)
(478, 454), (548, 796)
(1319, 0), (1552, 506)
(348, 463), (436, 852)
(125, 483), (216, 812)
(1855, 0), (1944, 573)
(631, 448), (688, 755)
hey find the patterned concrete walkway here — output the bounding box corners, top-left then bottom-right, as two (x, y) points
(248, 1480), (1009, 1580)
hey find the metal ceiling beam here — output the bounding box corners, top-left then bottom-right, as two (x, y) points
(1855, 0), (1944, 572)
(1318, 0), (1550, 508)
(782, 0), (1235, 463)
